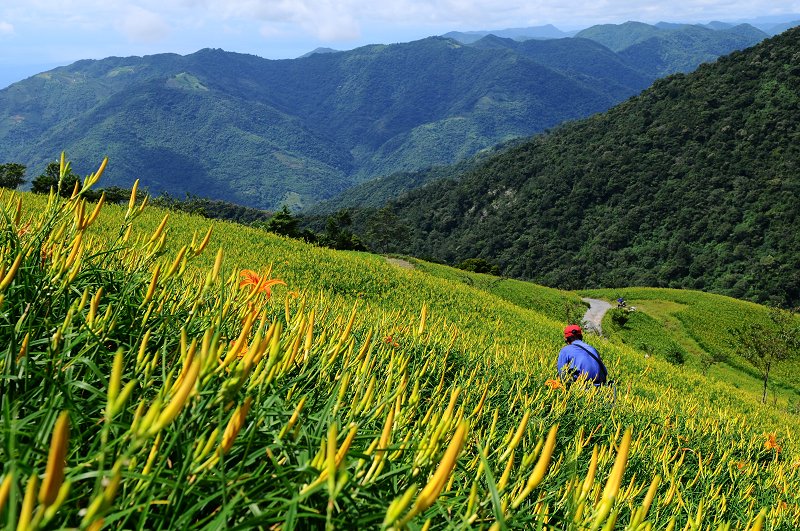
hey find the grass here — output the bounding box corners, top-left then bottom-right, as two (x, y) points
(411, 260), (586, 324)
(1, 160), (799, 529)
(583, 287), (800, 409)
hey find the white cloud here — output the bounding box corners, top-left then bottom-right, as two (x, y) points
(196, 0), (800, 40)
(1, 0), (799, 63)
(117, 6), (171, 43)
(216, 0), (361, 40)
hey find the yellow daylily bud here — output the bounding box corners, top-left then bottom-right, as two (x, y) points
(221, 397), (253, 455)
(417, 304), (428, 336)
(148, 358), (200, 435)
(108, 350), (124, 409)
(0, 471), (14, 513)
(17, 474), (38, 531)
(16, 332), (31, 362)
(127, 179), (140, 214)
(398, 420), (468, 527)
(39, 411), (70, 506)
(499, 410), (530, 463)
(512, 423), (559, 509)
(0, 253), (23, 291)
(194, 226), (213, 256)
(86, 192), (106, 227)
(148, 213), (169, 244)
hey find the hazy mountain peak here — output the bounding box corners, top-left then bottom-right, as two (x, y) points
(299, 47), (341, 58)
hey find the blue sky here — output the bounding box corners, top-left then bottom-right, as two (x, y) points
(1, 1), (799, 87)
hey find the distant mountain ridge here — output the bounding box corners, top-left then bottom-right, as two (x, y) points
(358, 27), (800, 307)
(0, 23), (771, 209)
(575, 22), (768, 76)
(298, 47), (341, 58)
(442, 25), (574, 43)
(441, 16), (797, 44)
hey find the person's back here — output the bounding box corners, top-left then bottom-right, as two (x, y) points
(558, 325), (607, 385)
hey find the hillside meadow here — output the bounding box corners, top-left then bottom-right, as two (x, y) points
(582, 287), (800, 409)
(1, 165), (798, 529)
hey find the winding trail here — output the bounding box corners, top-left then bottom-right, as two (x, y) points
(386, 256), (611, 336)
(581, 298), (613, 336)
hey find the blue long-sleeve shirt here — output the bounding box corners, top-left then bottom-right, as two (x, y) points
(557, 340), (606, 384)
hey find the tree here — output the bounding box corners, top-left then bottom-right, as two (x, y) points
(457, 257), (500, 275)
(365, 206), (409, 254)
(264, 206), (301, 238)
(0, 163), (26, 189)
(31, 162), (80, 197)
(319, 210), (367, 251)
(733, 307), (800, 403)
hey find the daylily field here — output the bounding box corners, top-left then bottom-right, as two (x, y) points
(1, 158), (798, 529)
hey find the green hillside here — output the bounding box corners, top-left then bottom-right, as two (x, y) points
(307, 141), (518, 213)
(366, 26), (800, 307)
(0, 39), (643, 210)
(618, 24), (769, 77)
(466, 35), (652, 100)
(576, 21), (667, 52)
(1, 26), (768, 211)
(1, 175), (798, 529)
(582, 287), (800, 407)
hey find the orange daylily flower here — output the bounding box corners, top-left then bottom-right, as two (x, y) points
(239, 269), (286, 299)
(764, 433), (782, 453)
(229, 340), (249, 360)
(383, 335), (399, 348)
(544, 378), (563, 390)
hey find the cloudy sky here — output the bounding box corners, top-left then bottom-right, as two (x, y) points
(1, 1), (799, 86)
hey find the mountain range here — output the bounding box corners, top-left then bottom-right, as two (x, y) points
(347, 27), (800, 307)
(442, 17), (798, 43)
(0, 22), (770, 209)
(442, 25), (575, 43)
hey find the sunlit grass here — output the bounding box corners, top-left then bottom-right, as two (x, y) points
(583, 287), (800, 407)
(1, 159), (798, 529)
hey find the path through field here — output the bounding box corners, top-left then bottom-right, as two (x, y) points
(386, 257), (415, 270)
(581, 298), (612, 335)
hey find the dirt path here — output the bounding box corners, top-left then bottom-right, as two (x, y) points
(386, 257), (415, 270)
(581, 298), (612, 336)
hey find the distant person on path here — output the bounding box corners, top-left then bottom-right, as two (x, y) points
(558, 325), (608, 385)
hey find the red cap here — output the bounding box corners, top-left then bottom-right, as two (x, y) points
(564, 325), (583, 340)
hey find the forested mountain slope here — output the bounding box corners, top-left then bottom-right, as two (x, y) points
(0, 39), (642, 209)
(370, 27), (800, 306)
(0, 26), (767, 210)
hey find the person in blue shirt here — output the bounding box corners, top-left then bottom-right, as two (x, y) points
(557, 324), (607, 385)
